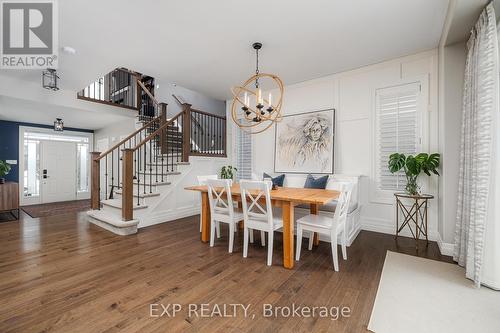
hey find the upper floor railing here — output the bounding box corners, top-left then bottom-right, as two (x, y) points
(78, 68), (139, 110)
(189, 108), (226, 157)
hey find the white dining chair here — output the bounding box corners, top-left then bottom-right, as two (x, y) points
(197, 175), (220, 237)
(295, 183), (353, 271)
(240, 180), (283, 266)
(206, 179), (244, 253)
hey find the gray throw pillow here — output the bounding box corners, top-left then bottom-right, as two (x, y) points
(263, 173), (285, 187)
(304, 174), (329, 189)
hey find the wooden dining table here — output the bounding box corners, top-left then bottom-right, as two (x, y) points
(185, 184), (340, 269)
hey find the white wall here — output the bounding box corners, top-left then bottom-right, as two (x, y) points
(93, 118), (137, 151)
(155, 79), (226, 118)
(438, 42), (466, 246)
(229, 50), (441, 241)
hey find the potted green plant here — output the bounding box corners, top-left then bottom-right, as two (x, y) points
(220, 165), (237, 180)
(388, 153), (440, 195)
(0, 160), (11, 184)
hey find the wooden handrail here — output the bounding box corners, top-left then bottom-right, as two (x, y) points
(96, 115), (161, 160)
(191, 108), (226, 120)
(133, 111), (184, 152)
(137, 80), (159, 106)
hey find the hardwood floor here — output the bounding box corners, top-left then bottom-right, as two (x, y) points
(0, 210), (453, 333)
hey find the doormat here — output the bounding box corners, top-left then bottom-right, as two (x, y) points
(22, 199), (91, 218)
(0, 211), (18, 222)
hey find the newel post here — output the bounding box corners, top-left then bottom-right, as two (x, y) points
(90, 152), (101, 210)
(121, 149), (134, 221)
(182, 103), (192, 162)
(160, 103), (168, 154)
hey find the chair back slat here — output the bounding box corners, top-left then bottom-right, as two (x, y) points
(332, 183), (353, 227)
(207, 179), (234, 217)
(240, 180), (273, 226)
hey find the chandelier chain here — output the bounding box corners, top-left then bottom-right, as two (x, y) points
(255, 48), (260, 88)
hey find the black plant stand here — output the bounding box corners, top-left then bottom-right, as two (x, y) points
(394, 193), (434, 249)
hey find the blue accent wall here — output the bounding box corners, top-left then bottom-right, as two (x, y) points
(0, 120), (93, 182)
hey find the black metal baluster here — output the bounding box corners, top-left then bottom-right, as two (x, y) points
(120, 70), (124, 106)
(136, 149), (140, 206)
(118, 144), (121, 189)
(144, 135), (147, 194)
(134, 137), (139, 206)
(170, 124), (174, 172)
(111, 150), (114, 188)
(150, 134), (153, 190)
(105, 155), (108, 199)
(161, 122), (164, 183)
(154, 132), (158, 184)
(161, 132), (165, 182)
(177, 117), (181, 163)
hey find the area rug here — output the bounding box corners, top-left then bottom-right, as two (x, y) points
(21, 199), (91, 218)
(0, 211), (18, 222)
(368, 251), (500, 333)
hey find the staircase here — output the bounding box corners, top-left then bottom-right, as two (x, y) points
(85, 72), (226, 235)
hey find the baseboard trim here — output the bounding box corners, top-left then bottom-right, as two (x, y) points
(139, 206), (199, 228)
(437, 234), (454, 256)
(360, 216), (439, 242)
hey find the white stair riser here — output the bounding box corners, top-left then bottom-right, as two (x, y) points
(113, 193), (162, 207)
(100, 202), (150, 219)
(135, 173), (179, 183)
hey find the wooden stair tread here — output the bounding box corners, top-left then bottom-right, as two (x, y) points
(102, 199), (148, 210)
(115, 189), (160, 198)
(87, 210), (139, 227)
(146, 161), (189, 166)
(132, 180), (171, 186)
(137, 171), (181, 176)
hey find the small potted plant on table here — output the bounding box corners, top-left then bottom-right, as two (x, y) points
(220, 165), (237, 180)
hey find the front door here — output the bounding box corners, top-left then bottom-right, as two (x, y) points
(41, 141), (77, 203)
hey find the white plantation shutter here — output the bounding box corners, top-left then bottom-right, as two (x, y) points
(376, 83), (421, 191)
(236, 127), (252, 180)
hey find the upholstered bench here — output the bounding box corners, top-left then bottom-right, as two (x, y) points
(254, 173), (362, 246)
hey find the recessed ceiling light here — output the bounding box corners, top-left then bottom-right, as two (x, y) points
(62, 46), (76, 55)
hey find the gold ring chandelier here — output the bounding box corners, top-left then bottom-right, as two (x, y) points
(231, 42), (284, 134)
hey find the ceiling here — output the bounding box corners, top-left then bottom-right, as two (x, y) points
(0, 96), (134, 130)
(0, 0), (451, 101)
(444, 0), (490, 45)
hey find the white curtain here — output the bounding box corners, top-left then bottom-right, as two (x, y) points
(454, 3), (500, 289)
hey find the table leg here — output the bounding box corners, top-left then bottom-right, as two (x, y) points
(415, 200), (419, 249)
(237, 201), (244, 229)
(201, 192), (211, 243)
(425, 199), (429, 245)
(310, 203), (320, 246)
(395, 198), (399, 240)
(282, 201), (295, 269)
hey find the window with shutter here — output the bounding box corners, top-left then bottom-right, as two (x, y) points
(376, 82), (421, 191)
(235, 127), (252, 180)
